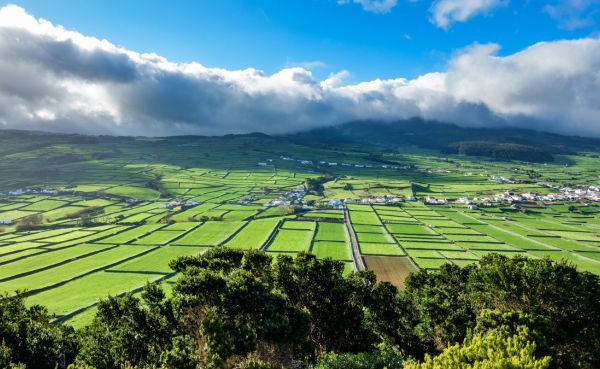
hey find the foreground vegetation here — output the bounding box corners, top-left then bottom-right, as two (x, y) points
(1, 249), (598, 369)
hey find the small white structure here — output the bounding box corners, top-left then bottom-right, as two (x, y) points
(0, 219), (12, 225)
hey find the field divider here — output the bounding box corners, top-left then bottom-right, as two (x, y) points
(259, 219), (283, 251)
(0, 236), (111, 266)
(21, 246), (161, 297)
(371, 205), (410, 256)
(0, 245), (121, 283)
(53, 269), (176, 324)
(85, 225), (135, 244)
(124, 223), (169, 245)
(217, 221), (248, 246)
(459, 211), (557, 251)
(162, 222), (203, 245)
(344, 208), (365, 271)
(307, 222), (318, 253)
(0, 241), (55, 260)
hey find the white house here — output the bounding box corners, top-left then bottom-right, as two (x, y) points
(0, 219), (12, 225)
(8, 189), (25, 196)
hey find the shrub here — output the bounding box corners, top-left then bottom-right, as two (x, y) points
(15, 214), (44, 231)
(403, 326), (551, 369)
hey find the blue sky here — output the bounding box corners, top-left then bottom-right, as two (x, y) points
(3, 0), (599, 82)
(0, 1), (599, 137)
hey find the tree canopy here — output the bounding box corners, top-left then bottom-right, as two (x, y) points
(0, 250), (598, 369)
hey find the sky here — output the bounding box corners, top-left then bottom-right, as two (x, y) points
(0, 0), (599, 136)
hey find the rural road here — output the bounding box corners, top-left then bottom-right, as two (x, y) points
(344, 208), (366, 271)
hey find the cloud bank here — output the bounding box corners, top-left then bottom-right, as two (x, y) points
(0, 5), (600, 137)
(430, 0), (508, 29)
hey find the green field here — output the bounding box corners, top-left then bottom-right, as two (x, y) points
(0, 131), (599, 328)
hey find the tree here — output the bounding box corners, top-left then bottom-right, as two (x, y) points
(77, 283), (181, 369)
(403, 263), (475, 353)
(170, 248), (310, 368)
(0, 293), (78, 369)
(403, 254), (600, 369)
(15, 214), (44, 231)
(312, 343), (403, 369)
(403, 325), (551, 369)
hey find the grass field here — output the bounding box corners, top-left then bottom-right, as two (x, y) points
(0, 132), (599, 327)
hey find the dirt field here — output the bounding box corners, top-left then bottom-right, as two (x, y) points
(364, 256), (418, 289)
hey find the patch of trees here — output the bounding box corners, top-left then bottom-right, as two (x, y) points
(146, 174), (171, 197)
(66, 207), (103, 220)
(15, 214), (44, 231)
(46, 154), (88, 165)
(65, 207), (109, 226)
(0, 293), (78, 369)
(305, 176), (334, 196)
(289, 119), (600, 154)
(441, 141), (554, 163)
(1, 252), (598, 369)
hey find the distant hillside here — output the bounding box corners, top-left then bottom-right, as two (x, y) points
(287, 119), (600, 162)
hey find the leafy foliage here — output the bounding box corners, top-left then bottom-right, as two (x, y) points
(0, 293), (77, 369)
(442, 141), (554, 162)
(403, 324), (551, 369)
(404, 254), (600, 369)
(2, 251), (599, 369)
(312, 344), (403, 369)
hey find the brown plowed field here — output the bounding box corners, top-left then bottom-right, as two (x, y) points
(364, 256), (418, 289)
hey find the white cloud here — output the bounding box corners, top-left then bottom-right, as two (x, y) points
(544, 0), (600, 30)
(283, 60), (328, 70)
(431, 0), (508, 29)
(337, 0), (398, 14)
(1, 5), (600, 137)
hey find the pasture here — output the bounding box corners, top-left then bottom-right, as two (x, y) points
(0, 132), (598, 327)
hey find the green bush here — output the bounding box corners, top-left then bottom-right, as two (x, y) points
(403, 326), (550, 369)
(312, 344), (403, 369)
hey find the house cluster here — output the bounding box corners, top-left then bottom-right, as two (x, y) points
(454, 197), (475, 205)
(471, 186), (600, 204)
(560, 186), (600, 202)
(0, 219), (12, 225)
(263, 188), (306, 207)
(424, 196), (449, 205)
(277, 156), (410, 171)
(351, 195), (405, 205)
(159, 198), (199, 209)
(257, 159), (274, 167)
(322, 195), (413, 208)
(490, 176), (517, 184)
(6, 188), (58, 196)
(237, 196), (257, 205)
(417, 168), (452, 174)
